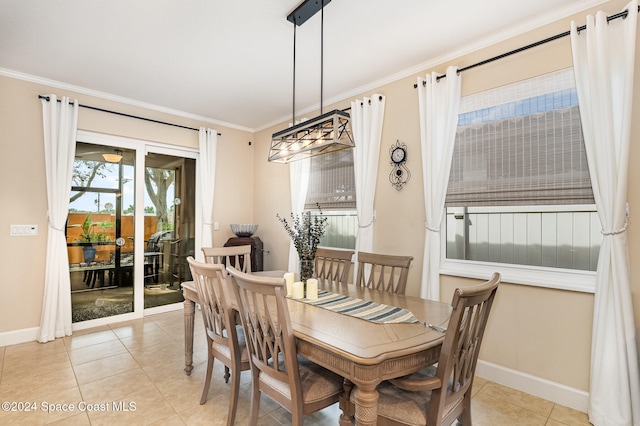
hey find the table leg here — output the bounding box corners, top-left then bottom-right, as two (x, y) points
(183, 297), (196, 375)
(352, 384), (379, 426)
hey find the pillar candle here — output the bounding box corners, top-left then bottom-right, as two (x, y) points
(284, 272), (295, 297)
(306, 278), (318, 300)
(292, 281), (304, 299)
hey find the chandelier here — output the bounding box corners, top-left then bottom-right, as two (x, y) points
(268, 0), (354, 163)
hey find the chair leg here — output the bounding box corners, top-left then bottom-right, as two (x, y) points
(459, 392), (473, 425)
(248, 376), (261, 426)
(227, 366), (241, 426)
(291, 408), (304, 426)
(339, 379), (355, 425)
(200, 350), (214, 405)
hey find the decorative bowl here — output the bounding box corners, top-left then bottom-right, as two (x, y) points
(230, 224), (258, 237)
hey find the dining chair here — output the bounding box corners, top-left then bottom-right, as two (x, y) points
(202, 245), (252, 273)
(186, 257), (250, 425)
(314, 247), (354, 284)
(355, 251), (414, 295)
(138, 230), (171, 284)
(343, 272), (501, 426)
(226, 265), (344, 426)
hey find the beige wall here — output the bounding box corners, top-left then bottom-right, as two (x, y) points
(0, 75), (254, 334)
(1, 0), (638, 401)
(253, 0), (640, 394)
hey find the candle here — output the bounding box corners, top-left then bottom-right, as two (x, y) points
(292, 281), (304, 299)
(306, 278), (318, 300)
(284, 272), (295, 297)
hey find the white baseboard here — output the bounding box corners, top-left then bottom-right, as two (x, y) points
(1, 327), (588, 414)
(0, 327), (39, 347)
(476, 360), (589, 413)
(0, 303), (184, 348)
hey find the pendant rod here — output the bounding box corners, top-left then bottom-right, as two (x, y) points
(293, 23), (297, 124)
(320, 2), (324, 116)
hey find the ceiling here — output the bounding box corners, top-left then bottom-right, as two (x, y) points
(0, 0), (607, 132)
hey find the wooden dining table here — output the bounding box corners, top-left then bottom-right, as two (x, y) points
(181, 272), (451, 425)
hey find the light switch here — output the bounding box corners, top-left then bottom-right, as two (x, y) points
(10, 224), (38, 236)
(214, 222), (219, 231)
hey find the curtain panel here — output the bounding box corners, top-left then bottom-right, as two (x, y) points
(417, 67), (461, 300)
(288, 158), (311, 272)
(198, 127), (218, 254)
(38, 95), (78, 342)
(351, 94), (386, 261)
(570, 1), (640, 424)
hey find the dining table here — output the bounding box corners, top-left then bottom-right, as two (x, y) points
(181, 271), (451, 426)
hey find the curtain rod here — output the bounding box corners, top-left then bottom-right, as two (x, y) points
(345, 94), (384, 110)
(414, 5), (640, 87)
(37, 95), (221, 135)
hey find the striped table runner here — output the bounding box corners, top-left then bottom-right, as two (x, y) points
(297, 290), (420, 324)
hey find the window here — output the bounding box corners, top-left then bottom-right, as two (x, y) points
(442, 68), (600, 292)
(306, 149), (357, 250)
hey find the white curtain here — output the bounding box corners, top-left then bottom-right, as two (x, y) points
(570, 2), (640, 425)
(38, 95), (78, 342)
(288, 157), (310, 272)
(198, 127), (218, 256)
(352, 94), (386, 259)
(417, 66), (461, 301)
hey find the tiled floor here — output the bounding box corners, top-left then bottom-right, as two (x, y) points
(0, 310), (591, 425)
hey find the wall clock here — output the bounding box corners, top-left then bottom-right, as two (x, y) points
(389, 140), (410, 191)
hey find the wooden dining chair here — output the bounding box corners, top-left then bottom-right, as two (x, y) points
(186, 257), (250, 425)
(202, 245), (252, 273)
(226, 265), (344, 426)
(314, 247), (354, 284)
(355, 251), (414, 295)
(343, 272), (501, 426)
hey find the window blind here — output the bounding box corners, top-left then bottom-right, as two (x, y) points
(446, 68), (594, 207)
(305, 148), (356, 210)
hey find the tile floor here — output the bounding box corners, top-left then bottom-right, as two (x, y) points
(0, 310), (592, 425)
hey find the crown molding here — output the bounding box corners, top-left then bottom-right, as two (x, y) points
(0, 67), (255, 134)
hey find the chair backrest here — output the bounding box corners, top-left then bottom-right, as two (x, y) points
(187, 257), (240, 355)
(355, 251), (413, 295)
(429, 272), (500, 425)
(226, 265), (305, 410)
(146, 230), (172, 252)
(202, 245), (252, 273)
(315, 247), (354, 284)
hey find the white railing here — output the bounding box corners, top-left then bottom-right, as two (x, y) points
(312, 211), (357, 250)
(445, 205), (601, 271)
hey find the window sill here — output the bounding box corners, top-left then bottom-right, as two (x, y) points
(440, 258), (596, 293)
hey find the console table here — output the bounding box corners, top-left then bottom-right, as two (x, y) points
(223, 236), (263, 272)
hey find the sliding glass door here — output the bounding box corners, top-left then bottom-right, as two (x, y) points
(68, 135), (197, 323)
(142, 151), (195, 309)
(68, 143), (135, 322)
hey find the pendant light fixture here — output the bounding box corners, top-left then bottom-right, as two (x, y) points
(102, 150), (122, 163)
(268, 0), (354, 163)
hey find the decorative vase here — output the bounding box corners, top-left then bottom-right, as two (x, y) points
(83, 246), (97, 264)
(299, 258), (315, 284)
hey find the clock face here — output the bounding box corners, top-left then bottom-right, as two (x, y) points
(391, 147), (406, 164)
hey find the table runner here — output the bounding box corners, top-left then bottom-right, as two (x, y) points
(295, 290), (420, 324)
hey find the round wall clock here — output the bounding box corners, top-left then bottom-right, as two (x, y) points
(391, 146), (406, 164)
(389, 140), (410, 191)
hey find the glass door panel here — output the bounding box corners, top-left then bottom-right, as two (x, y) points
(68, 143), (135, 322)
(143, 152), (195, 309)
